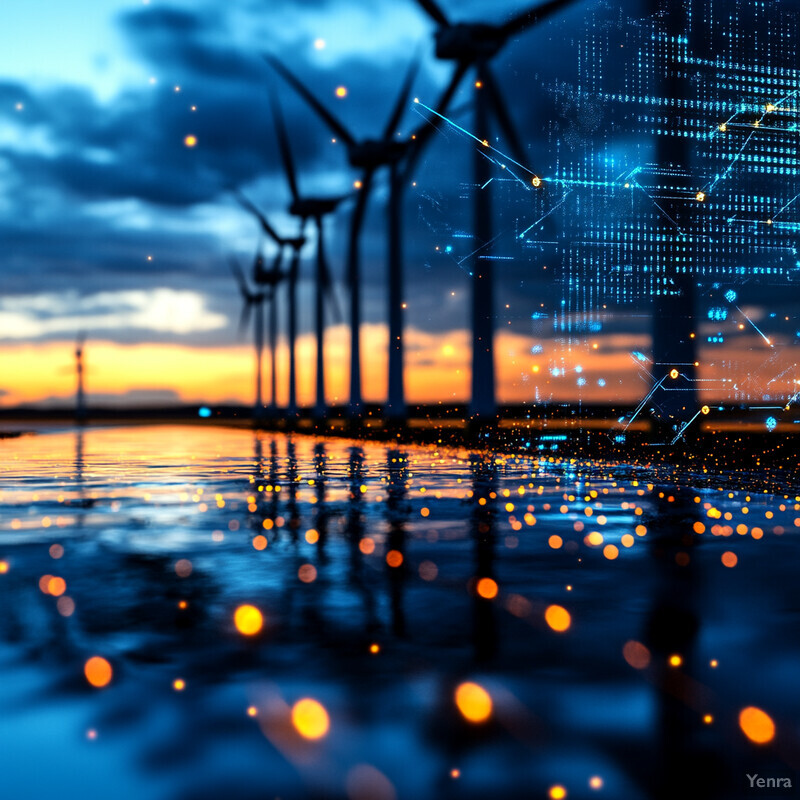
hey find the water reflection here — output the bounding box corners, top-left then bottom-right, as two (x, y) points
(0, 426), (797, 799)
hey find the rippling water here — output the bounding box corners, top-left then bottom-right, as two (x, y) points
(0, 425), (798, 799)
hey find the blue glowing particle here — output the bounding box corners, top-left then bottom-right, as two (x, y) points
(551, 368), (561, 377)
(633, 351), (647, 361)
(725, 289), (737, 303)
(577, 377), (586, 386)
(766, 416), (777, 432)
(598, 378), (606, 387)
(531, 344), (544, 354)
(575, 365), (583, 374)
(198, 406), (212, 418)
(445, 245), (453, 253)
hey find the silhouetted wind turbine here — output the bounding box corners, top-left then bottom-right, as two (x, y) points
(265, 54), (467, 422)
(414, 0), (580, 423)
(235, 190), (306, 417)
(268, 86), (348, 421)
(231, 256), (267, 421)
(75, 332), (86, 425)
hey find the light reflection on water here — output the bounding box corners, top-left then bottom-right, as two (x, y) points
(0, 425), (798, 799)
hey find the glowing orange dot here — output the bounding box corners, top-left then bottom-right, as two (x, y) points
(359, 537), (375, 554)
(549, 786), (567, 799)
(335, 86), (347, 98)
(252, 535), (267, 550)
(455, 682), (492, 723)
(476, 577), (498, 599)
(298, 563), (317, 583)
(703, 714), (713, 724)
(603, 544), (619, 560)
(49, 544), (64, 559)
(178, 600), (188, 609)
(721, 551), (738, 567)
(589, 776), (603, 790)
(693, 521), (706, 534)
(420, 507), (430, 517)
(39, 574), (54, 593)
(710, 659), (718, 668)
(234, 604), (263, 636)
(545, 605), (571, 632)
(184, 135), (197, 147)
(84, 656), (113, 688)
(173, 678), (186, 691)
(670, 368), (679, 379)
(305, 529), (319, 544)
(291, 698), (329, 739)
(369, 643), (380, 654)
(353, 180), (362, 189)
(0, 561), (8, 574)
(548, 535), (563, 549)
(450, 768), (460, 779)
(386, 550), (403, 568)
(739, 706), (775, 744)
(622, 640), (651, 669)
(47, 576), (66, 596)
(247, 706), (258, 717)
(669, 654), (682, 667)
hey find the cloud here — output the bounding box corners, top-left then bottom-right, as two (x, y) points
(0, 289), (229, 340)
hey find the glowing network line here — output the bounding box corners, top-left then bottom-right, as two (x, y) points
(735, 305), (774, 347)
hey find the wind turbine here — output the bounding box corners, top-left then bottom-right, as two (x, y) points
(231, 256), (267, 422)
(235, 191), (306, 417)
(75, 332), (86, 425)
(265, 55), (467, 422)
(268, 86), (348, 421)
(413, 0), (581, 423)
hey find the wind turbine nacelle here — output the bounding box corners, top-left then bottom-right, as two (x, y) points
(434, 24), (505, 62)
(290, 198), (342, 219)
(350, 140), (408, 169)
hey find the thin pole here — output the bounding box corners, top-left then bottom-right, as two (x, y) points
(386, 161), (406, 420)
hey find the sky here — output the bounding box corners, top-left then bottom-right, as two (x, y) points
(0, 0), (796, 410)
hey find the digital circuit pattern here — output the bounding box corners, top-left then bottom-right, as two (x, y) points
(419, 0), (800, 421)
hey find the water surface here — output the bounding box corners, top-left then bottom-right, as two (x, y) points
(0, 425), (797, 799)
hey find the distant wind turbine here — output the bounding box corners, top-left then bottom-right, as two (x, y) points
(75, 332), (86, 425)
(413, 0), (581, 422)
(268, 86), (348, 421)
(234, 190), (306, 417)
(231, 256), (267, 421)
(265, 54), (466, 422)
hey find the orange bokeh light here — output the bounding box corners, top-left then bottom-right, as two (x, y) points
(234, 604), (263, 636)
(455, 682), (492, 723)
(84, 656), (113, 688)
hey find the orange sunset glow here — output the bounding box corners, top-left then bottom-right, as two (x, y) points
(2, 325), (795, 409)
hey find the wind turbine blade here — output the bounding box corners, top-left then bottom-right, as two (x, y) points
(482, 64), (528, 167)
(318, 233), (343, 323)
(229, 257), (250, 298)
(268, 85), (300, 202)
(239, 299), (254, 340)
(233, 190), (282, 244)
(502, 0), (578, 37)
(264, 54), (356, 147)
(415, 0), (450, 27)
(382, 56), (421, 141)
(270, 250), (285, 282)
(347, 169), (375, 286)
(405, 61), (468, 177)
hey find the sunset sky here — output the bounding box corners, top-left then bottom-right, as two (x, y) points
(1, 0), (796, 409)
